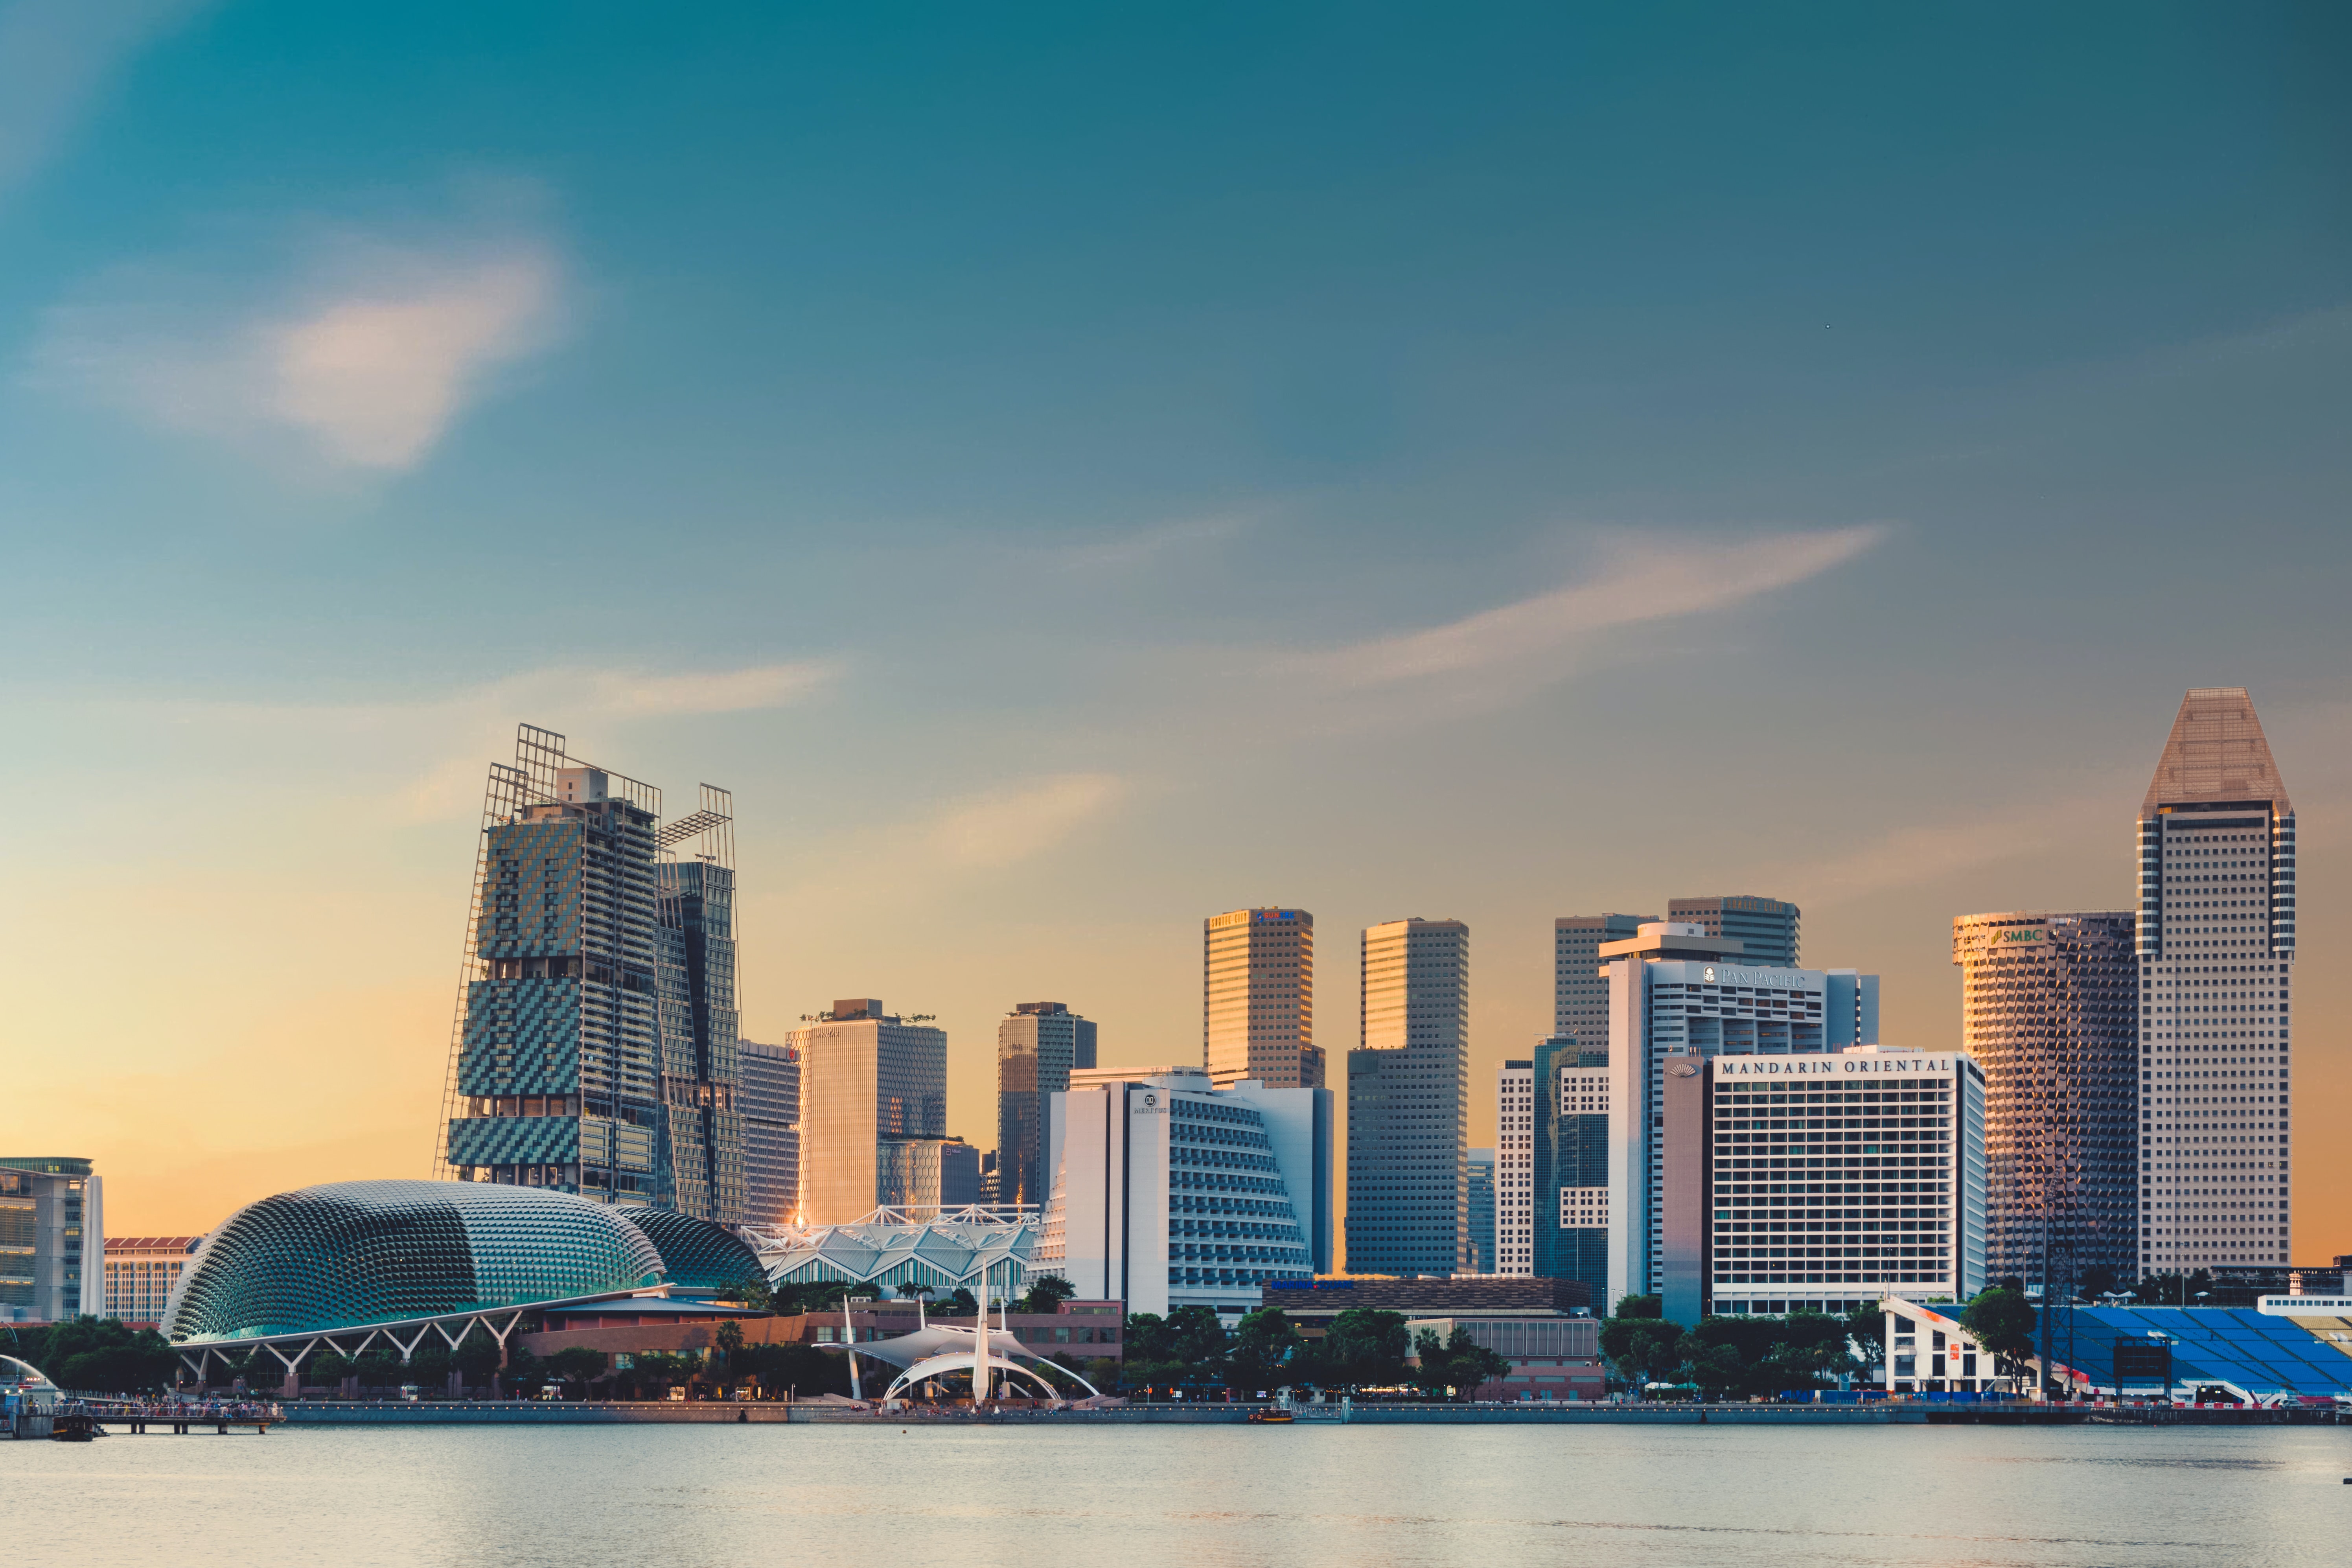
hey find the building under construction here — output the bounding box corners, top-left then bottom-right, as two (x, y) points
(436, 724), (746, 1225)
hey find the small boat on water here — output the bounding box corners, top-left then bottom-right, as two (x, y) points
(1246, 1409), (1294, 1424)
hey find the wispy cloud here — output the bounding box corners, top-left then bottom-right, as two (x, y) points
(0, 0), (208, 206)
(1052, 509), (1263, 573)
(33, 215), (565, 472)
(920, 773), (1131, 869)
(1307, 525), (1888, 688)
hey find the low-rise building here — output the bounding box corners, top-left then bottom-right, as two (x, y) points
(1877, 1296), (2005, 1394)
(1257, 1275), (1591, 1325)
(1405, 1314), (1605, 1401)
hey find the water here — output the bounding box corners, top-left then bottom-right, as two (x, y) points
(11, 1422), (2348, 1567)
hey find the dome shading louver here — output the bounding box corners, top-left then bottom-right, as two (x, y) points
(611, 1205), (764, 1290)
(163, 1180), (666, 1343)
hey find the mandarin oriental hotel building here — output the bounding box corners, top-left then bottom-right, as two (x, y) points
(1658, 1049), (1988, 1323)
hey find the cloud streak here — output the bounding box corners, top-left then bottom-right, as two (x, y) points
(920, 773), (1131, 870)
(0, 0), (208, 206)
(1307, 525), (1888, 688)
(34, 220), (565, 472)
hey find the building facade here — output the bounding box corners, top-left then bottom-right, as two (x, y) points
(1553, 914), (1653, 1044)
(1657, 1048), (1988, 1323)
(0, 1159), (102, 1323)
(1204, 908), (1320, 1089)
(786, 999), (950, 1224)
(1599, 922), (1882, 1307)
(1531, 1035), (1611, 1304)
(1667, 895), (1802, 967)
(104, 1236), (201, 1325)
(1347, 918), (1470, 1277)
(1466, 1149), (1495, 1274)
(2137, 688), (2296, 1276)
(1036, 1069), (1332, 1320)
(1494, 1062), (1534, 1274)
(737, 1040), (801, 1231)
(438, 727), (744, 1223)
(997, 1002), (1099, 1209)
(1953, 912), (2138, 1296)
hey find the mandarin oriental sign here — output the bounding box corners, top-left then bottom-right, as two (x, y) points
(1712, 1056), (1951, 1077)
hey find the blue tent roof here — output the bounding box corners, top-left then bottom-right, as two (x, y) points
(2037, 1305), (2352, 1398)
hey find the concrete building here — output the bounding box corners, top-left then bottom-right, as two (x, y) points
(1036, 1069), (1332, 1321)
(1405, 1316), (1606, 1401)
(439, 727), (744, 1223)
(1466, 1149), (1495, 1274)
(1553, 914), (1653, 1045)
(1599, 922), (1881, 1307)
(2136, 687), (2297, 1275)
(1953, 912), (2138, 1296)
(1259, 1274), (1590, 1321)
(1347, 918), (1470, 1277)
(786, 999), (949, 1224)
(1657, 1047), (1987, 1323)
(0, 1159), (102, 1323)
(1668, 894), (1802, 967)
(1204, 907), (1320, 1089)
(997, 1002), (1099, 1209)
(738, 1040), (801, 1231)
(103, 1235), (201, 1325)
(1531, 1034), (1611, 1305)
(1493, 1062), (1535, 1274)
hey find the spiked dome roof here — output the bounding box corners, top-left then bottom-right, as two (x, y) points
(2141, 687), (2292, 819)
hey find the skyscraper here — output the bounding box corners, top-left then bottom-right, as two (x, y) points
(1465, 1148), (1496, 1274)
(1531, 1033), (1611, 1304)
(1346, 917), (1470, 1276)
(1554, 914), (1655, 1043)
(1668, 895), (1802, 967)
(1494, 1061), (1534, 1273)
(438, 725), (744, 1223)
(2137, 688), (2296, 1274)
(1204, 907), (1320, 1088)
(787, 997), (949, 1224)
(738, 1040), (800, 1230)
(997, 1001), (1099, 1209)
(1953, 912), (2138, 1296)
(1599, 922), (1881, 1307)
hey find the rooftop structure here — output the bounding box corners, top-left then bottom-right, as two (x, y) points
(748, 1205), (1041, 1296)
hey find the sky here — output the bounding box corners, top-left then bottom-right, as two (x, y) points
(3, 2), (2348, 1259)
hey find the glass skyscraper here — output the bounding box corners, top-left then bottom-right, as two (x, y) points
(438, 725), (744, 1225)
(996, 1001), (1098, 1210)
(1346, 917), (1470, 1276)
(1667, 895), (1802, 967)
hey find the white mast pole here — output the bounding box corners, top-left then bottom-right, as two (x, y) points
(843, 1294), (862, 1402)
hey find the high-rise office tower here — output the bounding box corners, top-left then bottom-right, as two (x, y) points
(2137, 688), (2296, 1274)
(1554, 914), (1655, 1043)
(1532, 1034), (1611, 1303)
(1668, 895), (1802, 967)
(1494, 1062), (1535, 1274)
(1465, 1149), (1496, 1274)
(997, 1001), (1099, 1209)
(1204, 908), (1320, 1089)
(786, 998), (949, 1223)
(438, 725), (744, 1223)
(0, 1157), (101, 1322)
(1599, 922), (1881, 1307)
(1952, 913), (2138, 1296)
(738, 1040), (801, 1231)
(1346, 918), (1470, 1276)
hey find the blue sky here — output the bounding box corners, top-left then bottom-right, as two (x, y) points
(3, 2), (2347, 1247)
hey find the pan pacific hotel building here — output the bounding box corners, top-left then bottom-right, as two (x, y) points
(1596, 922), (1986, 1317)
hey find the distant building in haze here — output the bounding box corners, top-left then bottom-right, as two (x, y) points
(997, 1002), (1098, 1209)
(1953, 912), (2138, 1297)
(1204, 907), (1320, 1088)
(738, 1040), (801, 1230)
(786, 998), (948, 1223)
(438, 725), (744, 1224)
(2137, 687), (2297, 1276)
(1553, 915), (1653, 1045)
(1346, 918), (1470, 1277)
(104, 1235), (201, 1325)
(1466, 1149), (1495, 1274)
(1667, 895), (1802, 968)
(1494, 1062), (1534, 1274)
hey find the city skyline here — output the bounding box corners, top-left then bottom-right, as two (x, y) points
(4, 9), (2344, 1265)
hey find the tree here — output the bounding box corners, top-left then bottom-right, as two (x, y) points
(1961, 1286), (2038, 1382)
(1674, 1332), (1747, 1401)
(1614, 1294), (1663, 1320)
(1314, 1308), (1409, 1392)
(353, 1349), (403, 1391)
(939, 1288), (979, 1318)
(1599, 1311), (1686, 1396)
(1017, 1274), (1077, 1314)
(26, 1317), (179, 1394)
(714, 1320), (746, 1366)
(1226, 1308), (1302, 1395)
(452, 1337), (504, 1391)
(718, 1277), (776, 1312)
(1409, 1325), (1512, 1401)
(1123, 1306), (1230, 1395)
(502, 1347), (547, 1396)
(547, 1346), (609, 1397)
(1842, 1303), (1887, 1373)
(895, 1282), (936, 1306)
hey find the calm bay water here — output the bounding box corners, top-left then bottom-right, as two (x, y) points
(12, 1421), (2348, 1568)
